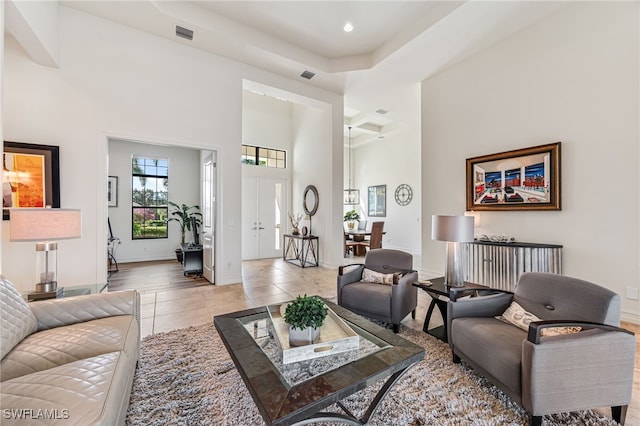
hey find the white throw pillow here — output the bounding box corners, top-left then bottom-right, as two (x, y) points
(498, 301), (582, 336)
(1, 276), (38, 359)
(500, 301), (541, 331)
(361, 268), (396, 285)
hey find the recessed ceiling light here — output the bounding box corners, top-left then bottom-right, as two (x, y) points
(344, 22), (354, 32)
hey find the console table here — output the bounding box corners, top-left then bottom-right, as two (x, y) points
(463, 240), (562, 292)
(283, 234), (318, 268)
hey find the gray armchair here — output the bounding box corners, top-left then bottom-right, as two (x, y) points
(447, 272), (636, 425)
(337, 249), (418, 333)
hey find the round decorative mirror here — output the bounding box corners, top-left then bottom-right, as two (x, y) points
(303, 185), (319, 216)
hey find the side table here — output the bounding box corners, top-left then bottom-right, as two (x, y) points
(283, 233), (319, 268)
(24, 283), (109, 302)
(413, 277), (487, 342)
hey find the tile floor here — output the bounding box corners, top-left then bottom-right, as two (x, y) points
(110, 258), (433, 338)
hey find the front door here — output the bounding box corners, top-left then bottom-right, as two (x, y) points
(242, 177), (286, 260)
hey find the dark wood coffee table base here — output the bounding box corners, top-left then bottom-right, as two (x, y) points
(296, 366), (417, 426)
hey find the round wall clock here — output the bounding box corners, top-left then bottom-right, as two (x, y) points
(394, 184), (413, 206)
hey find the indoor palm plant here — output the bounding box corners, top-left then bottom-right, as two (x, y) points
(284, 294), (328, 346)
(167, 201), (202, 262)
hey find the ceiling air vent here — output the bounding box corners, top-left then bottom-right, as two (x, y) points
(176, 25), (194, 41)
(376, 109), (388, 115)
(300, 70), (315, 80)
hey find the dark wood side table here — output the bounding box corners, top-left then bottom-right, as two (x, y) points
(283, 234), (319, 268)
(413, 277), (487, 342)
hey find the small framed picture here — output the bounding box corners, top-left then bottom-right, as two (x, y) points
(108, 176), (118, 207)
(368, 185), (386, 217)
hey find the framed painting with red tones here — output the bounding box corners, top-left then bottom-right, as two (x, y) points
(3, 141), (60, 220)
(466, 142), (561, 211)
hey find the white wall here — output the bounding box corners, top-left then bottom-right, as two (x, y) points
(291, 102), (335, 266)
(108, 139), (201, 262)
(2, 5), (344, 291)
(349, 85), (422, 256)
(421, 2), (639, 322)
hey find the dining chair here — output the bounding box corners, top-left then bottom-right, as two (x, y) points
(344, 230), (358, 256)
(358, 221), (384, 252)
(357, 220), (367, 231)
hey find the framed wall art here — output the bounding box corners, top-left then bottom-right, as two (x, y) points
(466, 142), (561, 211)
(3, 141), (61, 220)
(108, 176), (119, 207)
(368, 184), (386, 217)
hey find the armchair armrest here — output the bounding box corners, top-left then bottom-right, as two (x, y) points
(527, 319), (635, 344)
(30, 290), (140, 331)
(450, 286), (512, 302)
(522, 323), (636, 415)
(337, 264), (364, 305)
(392, 270), (418, 286)
(391, 270), (416, 284)
(448, 292), (514, 322)
(337, 264), (364, 283)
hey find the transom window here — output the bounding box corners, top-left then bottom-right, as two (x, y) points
(241, 145), (286, 168)
(132, 156), (168, 239)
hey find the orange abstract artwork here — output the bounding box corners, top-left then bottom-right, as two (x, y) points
(3, 153), (46, 208)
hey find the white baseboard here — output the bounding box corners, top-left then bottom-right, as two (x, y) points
(117, 255), (175, 264)
(621, 309), (639, 325)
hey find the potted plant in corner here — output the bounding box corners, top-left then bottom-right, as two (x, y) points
(167, 201), (202, 263)
(284, 294), (328, 346)
(343, 209), (360, 230)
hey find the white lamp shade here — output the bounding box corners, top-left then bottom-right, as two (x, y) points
(431, 215), (474, 242)
(10, 208), (82, 242)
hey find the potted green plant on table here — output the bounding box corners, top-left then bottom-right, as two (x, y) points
(284, 294), (328, 346)
(166, 201), (202, 262)
(343, 209), (360, 230)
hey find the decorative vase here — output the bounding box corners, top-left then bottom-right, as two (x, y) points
(347, 221), (355, 230)
(292, 227), (299, 235)
(288, 326), (320, 346)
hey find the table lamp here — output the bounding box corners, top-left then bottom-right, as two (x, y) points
(10, 208), (82, 293)
(432, 215), (474, 287)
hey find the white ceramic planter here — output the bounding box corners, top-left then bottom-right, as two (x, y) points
(288, 326), (320, 347)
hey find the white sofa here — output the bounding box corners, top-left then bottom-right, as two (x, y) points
(0, 277), (140, 425)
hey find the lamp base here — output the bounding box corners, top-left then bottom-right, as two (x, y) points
(35, 281), (58, 293)
(444, 242), (465, 287)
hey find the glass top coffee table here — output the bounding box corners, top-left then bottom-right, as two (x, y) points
(214, 299), (424, 426)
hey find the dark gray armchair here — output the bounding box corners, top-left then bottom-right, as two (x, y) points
(447, 272), (636, 425)
(337, 249), (418, 333)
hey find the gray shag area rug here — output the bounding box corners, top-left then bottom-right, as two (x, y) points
(126, 322), (619, 426)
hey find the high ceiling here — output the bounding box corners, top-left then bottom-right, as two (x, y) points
(60, 1), (568, 145)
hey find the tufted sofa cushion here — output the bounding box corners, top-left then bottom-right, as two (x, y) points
(0, 276), (37, 359)
(1, 315), (138, 381)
